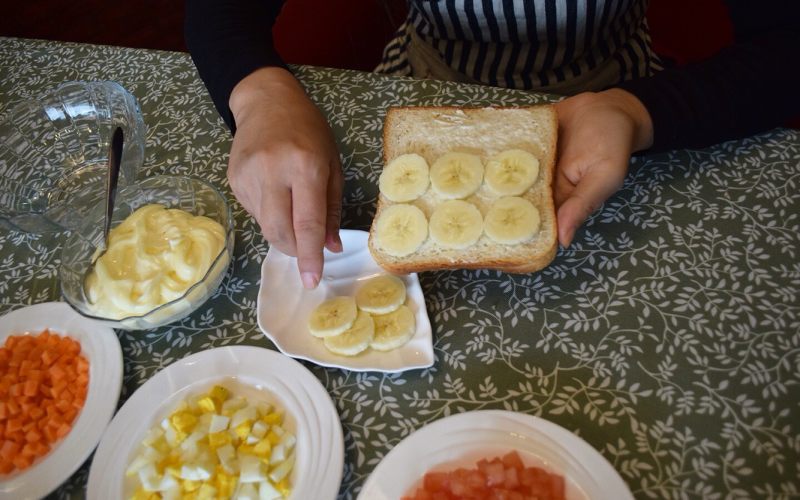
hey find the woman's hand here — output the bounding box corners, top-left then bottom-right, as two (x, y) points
(228, 67), (343, 289)
(552, 89), (654, 247)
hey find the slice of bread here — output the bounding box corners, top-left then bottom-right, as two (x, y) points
(368, 105), (558, 274)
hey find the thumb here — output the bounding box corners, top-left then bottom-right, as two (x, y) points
(556, 164), (625, 247)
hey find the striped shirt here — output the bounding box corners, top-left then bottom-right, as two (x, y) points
(186, 0), (800, 151)
(375, 0), (661, 93)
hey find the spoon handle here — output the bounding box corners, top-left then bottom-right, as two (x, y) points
(104, 127), (123, 243)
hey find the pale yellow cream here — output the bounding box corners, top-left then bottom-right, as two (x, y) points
(86, 204), (226, 319)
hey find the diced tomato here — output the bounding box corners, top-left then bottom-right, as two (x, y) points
(423, 471), (450, 492)
(403, 452), (565, 500)
(503, 465), (519, 489)
(485, 461), (505, 487)
(502, 451), (524, 470)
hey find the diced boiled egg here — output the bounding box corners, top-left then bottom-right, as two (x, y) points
(209, 414), (231, 434)
(235, 482), (260, 500)
(126, 385), (296, 499)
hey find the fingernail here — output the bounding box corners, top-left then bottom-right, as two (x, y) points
(327, 233), (343, 253)
(301, 272), (319, 289)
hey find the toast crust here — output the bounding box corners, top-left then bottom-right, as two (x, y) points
(369, 105), (558, 274)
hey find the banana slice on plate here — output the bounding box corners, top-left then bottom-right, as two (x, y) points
(484, 196), (541, 244)
(356, 275), (407, 314)
(323, 310), (375, 356)
(308, 296), (358, 338)
(370, 305), (416, 351)
(429, 199), (484, 249)
(430, 152), (484, 199)
(485, 149), (540, 196)
(379, 153), (430, 202)
(373, 204), (428, 257)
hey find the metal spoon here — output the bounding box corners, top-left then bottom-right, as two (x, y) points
(84, 126), (123, 292)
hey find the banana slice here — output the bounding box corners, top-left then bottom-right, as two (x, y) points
(355, 275), (407, 314)
(370, 305), (416, 351)
(373, 204), (428, 257)
(484, 149), (540, 196)
(429, 199), (484, 249)
(323, 310), (375, 356)
(430, 152), (484, 199)
(308, 296), (358, 338)
(484, 196), (540, 244)
(379, 153), (430, 202)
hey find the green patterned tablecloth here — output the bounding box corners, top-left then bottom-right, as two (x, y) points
(1, 37), (798, 500)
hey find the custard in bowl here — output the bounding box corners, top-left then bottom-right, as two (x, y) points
(60, 175), (233, 330)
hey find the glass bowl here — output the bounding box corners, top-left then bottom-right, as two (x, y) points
(0, 81), (146, 233)
(59, 175), (234, 330)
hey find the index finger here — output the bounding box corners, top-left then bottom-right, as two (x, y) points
(292, 167), (329, 289)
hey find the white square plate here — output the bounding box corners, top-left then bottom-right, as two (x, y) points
(257, 230), (434, 372)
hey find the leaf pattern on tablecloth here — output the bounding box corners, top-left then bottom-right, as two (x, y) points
(0, 37), (798, 500)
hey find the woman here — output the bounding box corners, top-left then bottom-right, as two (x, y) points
(185, 0), (799, 289)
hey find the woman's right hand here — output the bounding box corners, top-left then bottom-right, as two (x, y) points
(228, 67), (344, 289)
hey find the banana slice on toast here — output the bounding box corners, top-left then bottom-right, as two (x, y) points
(373, 203), (428, 257)
(379, 153), (430, 202)
(428, 199), (484, 249)
(484, 196), (540, 244)
(485, 149), (540, 196)
(430, 152), (484, 199)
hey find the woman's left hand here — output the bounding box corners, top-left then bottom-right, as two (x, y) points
(553, 89), (654, 247)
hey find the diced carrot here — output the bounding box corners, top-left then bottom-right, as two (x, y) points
(22, 443), (38, 458)
(55, 423), (71, 439)
(6, 401), (20, 416)
(55, 400), (72, 414)
(12, 455), (32, 470)
(0, 459), (13, 475)
(43, 426), (57, 442)
(32, 441), (49, 457)
(23, 379), (38, 397)
(6, 419), (22, 434)
(0, 440), (20, 461)
(62, 408), (78, 424)
(0, 330), (89, 475)
(24, 429), (42, 443)
(76, 357), (89, 374)
(8, 384), (21, 397)
(28, 407), (44, 421)
(48, 364), (66, 380)
(41, 350), (56, 367)
(45, 406), (59, 420)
